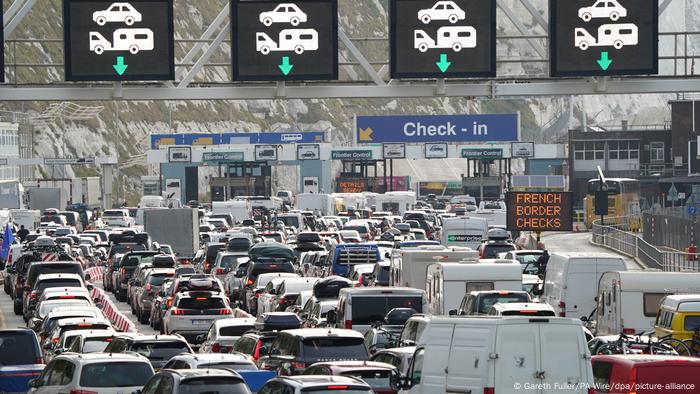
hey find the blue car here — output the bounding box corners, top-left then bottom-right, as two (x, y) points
(329, 243), (381, 277)
(0, 329), (45, 394)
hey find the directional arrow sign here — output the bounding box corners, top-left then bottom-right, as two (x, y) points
(279, 56), (294, 76)
(597, 52), (612, 71)
(436, 54), (451, 73)
(113, 56), (128, 76)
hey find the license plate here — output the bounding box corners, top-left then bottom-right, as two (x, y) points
(192, 319), (213, 325)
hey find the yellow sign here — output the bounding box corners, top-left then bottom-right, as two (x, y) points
(359, 127), (374, 142)
(156, 138), (176, 147)
(193, 137), (214, 145)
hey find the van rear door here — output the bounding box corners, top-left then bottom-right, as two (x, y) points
(539, 321), (589, 393)
(445, 323), (491, 392)
(564, 258), (597, 319)
(494, 322), (541, 392)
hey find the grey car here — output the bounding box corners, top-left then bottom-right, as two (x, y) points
(138, 368), (251, 394)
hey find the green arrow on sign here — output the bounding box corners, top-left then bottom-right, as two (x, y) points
(279, 56), (294, 75)
(113, 56), (128, 76)
(597, 52), (612, 71)
(436, 53), (451, 73)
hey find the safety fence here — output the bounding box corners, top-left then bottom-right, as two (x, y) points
(90, 286), (138, 333)
(592, 216), (700, 272)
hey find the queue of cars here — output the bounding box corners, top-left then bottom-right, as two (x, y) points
(2, 197), (700, 393)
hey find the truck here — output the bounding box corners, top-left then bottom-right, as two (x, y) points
(212, 200), (251, 223)
(441, 216), (488, 249)
(9, 209), (41, 231)
(296, 193), (336, 216)
(72, 177), (102, 208)
(27, 188), (68, 212)
(144, 209), (199, 259)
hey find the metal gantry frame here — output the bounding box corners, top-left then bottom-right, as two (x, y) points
(2, 0), (700, 101)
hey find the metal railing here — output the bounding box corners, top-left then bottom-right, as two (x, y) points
(591, 216), (700, 272)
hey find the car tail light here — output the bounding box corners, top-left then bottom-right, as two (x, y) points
(292, 361), (307, 370)
(255, 292), (262, 298)
(588, 389), (595, 394)
(278, 297), (287, 305)
(212, 342), (222, 353)
(196, 297), (208, 301)
(120, 267), (126, 276)
(144, 283), (152, 292)
(344, 320), (352, 329)
(172, 309), (185, 315)
(484, 388), (494, 394)
(219, 308), (232, 315)
(558, 301), (566, 317)
(622, 328), (635, 334)
(30, 291), (40, 301)
(216, 268), (225, 275)
(59, 296), (75, 299)
(166, 297), (173, 307)
(253, 341), (262, 361)
(36, 357), (44, 364)
(246, 279), (254, 286)
(53, 337), (59, 344)
(70, 390), (98, 394)
(327, 386), (348, 390)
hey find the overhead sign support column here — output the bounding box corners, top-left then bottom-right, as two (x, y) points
(1, 2), (4, 83)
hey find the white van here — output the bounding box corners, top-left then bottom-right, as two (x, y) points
(440, 216), (488, 249)
(333, 287), (427, 334)
(10, 209), (41, 231)
(394, 316), (594, 394)
(425, 260), (523, 315)
(389, 245), (477, 289)
(543, 252), (627, 320)
(296, 193), (335, 216)
(375, 192), (417, 215)
(102, 209), (134, 227)
(212, 200), (251, 223)
(595, 270), (700, 335)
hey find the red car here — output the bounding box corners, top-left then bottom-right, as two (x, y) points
(592, 354), (700, 394)
(302, 361), (398, 394)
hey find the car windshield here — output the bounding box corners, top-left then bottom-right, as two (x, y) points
(478, 294), (530, 314)
(123, 254), (156, 267)
(483, 244), (515, 258)
(341, 370), (392, 389)
(0, 332), (39, 365)
(177, 297), (227, 310)
(79, 362), (153, 388)
(301, 337), (368, 362)
(516, 254), (541, 265)
(351, 296), (423, 325)
(278, 217), (300, 228)
(251, 264), (295, 282)
(220, 255), (246, 269)
(376, 266), (390, 282)
(39, 300), (91, 318)
(148, 274), (174, 286)
(36, 279), (82, 291)
(132, 341), (190, 361)
(82, 337), (113, 353)
(179, 378), (250, 394)
(220, 325), (254, 337)
(200, 362), (257, 371)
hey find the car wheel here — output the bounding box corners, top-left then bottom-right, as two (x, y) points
(96, 16), (107, 26)
(260, 46), (270, 55)
(4, 280), (10, 295)
(610, 12), (619, 21)
(452, 42), (462, 52)
(93, 46), (104, 55)
(13, 301), (22, 315)
(129, 45), (139, 55)
(290, 17), (300, 26)
(125, 16), (135, 25)
(418, 43), (428, 53)
(421, 15), (431, 24)
(139, 311), (148, 324)
(294, 45), (304, 55)
(582, 13), (591, 22)
(448, 14), (458, 24)
(614, 40), (623, 50)
(263, 17), (273, 26)
(578, 41), (589, 51)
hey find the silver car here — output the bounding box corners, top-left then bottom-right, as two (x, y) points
(162, 291), (233, 345)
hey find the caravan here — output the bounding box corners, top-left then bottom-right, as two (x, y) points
(575, 24), (639, 51)
(390, 245), (477, 289)
(374, 191), (417, 215)
(90, 28), (154, 55)
(425, 260), (523, 315)
(595, 271), (700, 335)
(212, 200), (251, 223)
(256, 29), (319, 55)
(414, 26), (476, 53)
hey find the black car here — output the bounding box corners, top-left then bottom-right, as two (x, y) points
(258, 328), (369, 376)
(239, 259), (295, 313)
(115, 251), (160, 301)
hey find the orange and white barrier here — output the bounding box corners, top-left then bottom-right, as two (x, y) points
(91, 286), (137, 333)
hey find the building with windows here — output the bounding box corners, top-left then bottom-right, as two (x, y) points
(568, 125), (673, 208)
(0, 122), (21, 181)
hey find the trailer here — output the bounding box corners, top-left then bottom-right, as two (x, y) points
(144, 209), (199, 259)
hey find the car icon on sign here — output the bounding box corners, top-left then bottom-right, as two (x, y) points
(578, 0), (627, 22)
(93, 2), (143, 26)
(301, 151), (317, 158)
(418, 1), (466, 24)
(260, 3), (308, 26)
(430, 145), (445, 152)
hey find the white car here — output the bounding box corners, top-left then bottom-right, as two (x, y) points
(259, 3), (308, 26)
(92, 2), (143, 26)
(417, 1), (466, 24)
(578, 0), (627, 22)
(28, 353), (154, 394)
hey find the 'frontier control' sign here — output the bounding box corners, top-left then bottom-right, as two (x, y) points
(357, 114), (519, 144)
(506, 192), (573, 232)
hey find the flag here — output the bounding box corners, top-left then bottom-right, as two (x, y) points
(0, 224), (14, 260)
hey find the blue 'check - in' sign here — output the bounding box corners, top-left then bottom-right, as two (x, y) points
(356, 114), (519, 144)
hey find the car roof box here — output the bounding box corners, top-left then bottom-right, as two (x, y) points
(255, 312), (302, 331)
(153, 255), (176, 268)
(109, 232), (149, 245)
(313, 276), (352, 299)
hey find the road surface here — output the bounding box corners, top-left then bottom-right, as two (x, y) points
(543, 232), (643, 270)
